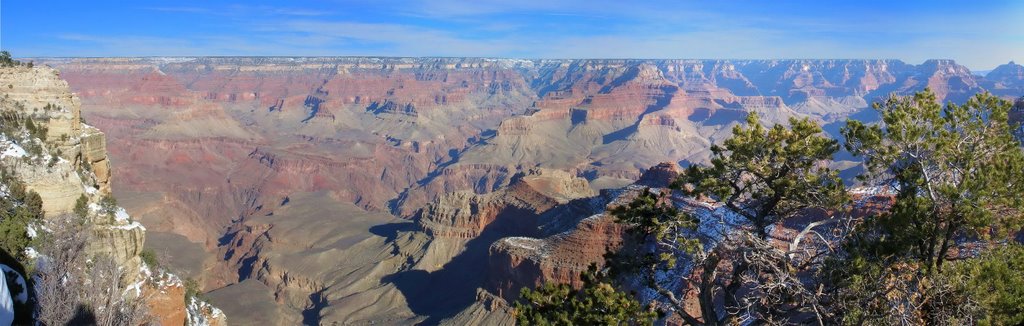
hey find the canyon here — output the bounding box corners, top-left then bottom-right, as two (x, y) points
(0, 63), (225, 324)
(29, 57), (1024, 324)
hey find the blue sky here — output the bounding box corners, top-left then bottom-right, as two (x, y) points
(1, 0), (1021, 69)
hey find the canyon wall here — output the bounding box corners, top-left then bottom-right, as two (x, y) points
(26, 57), (1024, 324)
(0, 64), (224, 325)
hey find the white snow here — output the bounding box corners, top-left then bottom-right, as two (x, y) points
(187, 297), (225, 326)
(849, 186), (890, 195)
(114, 207), (130, 223)
(125, 279), (144, 298)
(0, 143), (26, 159)
(110, 221), (146, 231)
(26, 225), (36, 239)
(22, 248), (37, 260)
(503, 237), (544, 251)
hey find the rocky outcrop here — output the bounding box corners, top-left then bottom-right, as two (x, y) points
(188, 297), (227, 326)
(0, 64), (213, 323)
(985, 61), (1024, 97)
(367, 99), (419, 117)
(79, 126), (112, 193)
(636, 162), (682, 187)
(24, 57), (1023, 325)
(486, 163), (679, 301)
(142, 270), (187, 326)
(6, 158), (86, 217)
(417, 169), (595, 239)
(488, 214), (625, 301)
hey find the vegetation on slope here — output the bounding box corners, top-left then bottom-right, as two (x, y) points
(515, 90), (1024, 325)
(515, 264), (657, 326)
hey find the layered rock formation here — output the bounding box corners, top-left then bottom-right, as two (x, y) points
(487, 162), (681, 302)
(24, 57), (1023, 324)
(984, 61), (1024, 97)
(0, 64), (223, 324)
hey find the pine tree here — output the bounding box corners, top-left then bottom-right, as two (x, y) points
(514, 265), (657, 326)
(842, 89), (1024, 273)
(949, 244), (1024, 325)
(827, 90), (1024, 324)
(606, 113), (847, 325)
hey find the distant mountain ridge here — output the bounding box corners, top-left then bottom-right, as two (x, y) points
(25, 56), (1024, 324)
(34, 56), (1024, 103)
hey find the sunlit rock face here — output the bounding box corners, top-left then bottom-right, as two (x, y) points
(28, 57), (1021, 324)
(0, 64), (211, 323)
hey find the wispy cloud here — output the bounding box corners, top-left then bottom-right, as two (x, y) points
(230, 5), (334, 17)
(143, 6), (211, 14)
(145, 4), (333, 17)
(8, 1), (1023, 69)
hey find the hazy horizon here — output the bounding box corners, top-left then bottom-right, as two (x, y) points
(15, 56), (1016, 73)
(2, 1), (1022, 70)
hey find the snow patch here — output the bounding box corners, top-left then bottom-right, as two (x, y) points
(125, 279), (144, 298)
(0, 143), (25, 159)
(114, 207), (130, 223)
(849, 186), (893, 195)
(22, 248), (37, 260)
(110, 221), (146, 231)
(503, 237), (544, 251)
(187, 297), (225, 326)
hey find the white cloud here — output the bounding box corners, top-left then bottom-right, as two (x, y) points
(22, 1), (1023, 70)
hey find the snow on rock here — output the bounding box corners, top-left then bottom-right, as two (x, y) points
(503, 236), (545, 251)
(113, 207), (130, 223)
(849, 186), (890, 195)
(110, 221), (146, 231)
(0, 143), (25, 159)
(22, 248), (37, 260)
(187, 297), (226, 326)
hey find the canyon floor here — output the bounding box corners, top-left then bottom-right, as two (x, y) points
(33, 57), (1024, 324)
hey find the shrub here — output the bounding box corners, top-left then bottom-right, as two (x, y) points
(515, 265), (657, 325)
(73, 195), (89, 218)
(0, 51), (15, 67)
(35, 214), (152, 325)
(0, 173), (43, 260)
(139, 249), (159, 269)
(184, 278), (205, 303)
(950, 245), (1024, 325)
(98, 195), (117, 218)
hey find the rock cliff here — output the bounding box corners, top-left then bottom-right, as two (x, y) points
(0, 64), (223, 324)
(23, 56), (1022, 324)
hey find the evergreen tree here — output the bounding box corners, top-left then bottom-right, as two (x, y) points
(0, 51), (14, 67)
(603, 114), (847, 325)
(73, 194), (89, 218)
(0, 168), (44, 260)
(827, 90), (1024, 324)
(842, 89), (1024, 273)
(515, 265), (657, 326)
(949, 244), (1024, 325)
(679, 113), (847, 239)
